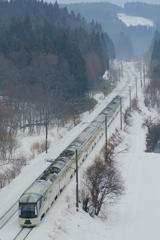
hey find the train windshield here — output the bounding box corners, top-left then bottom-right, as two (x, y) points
(19, 203), (38, 219)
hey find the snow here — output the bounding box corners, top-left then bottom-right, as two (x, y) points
(117, 13), (154, 27)
(1, 61), (160, 240)
(103, 70), (109, 81)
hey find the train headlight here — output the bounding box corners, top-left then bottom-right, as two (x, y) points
(35, 206), (37, 216)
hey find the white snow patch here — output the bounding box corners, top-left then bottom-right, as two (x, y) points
(117, 13), (154, 27)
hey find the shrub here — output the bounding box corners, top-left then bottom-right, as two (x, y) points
(30, 140), (51, 155)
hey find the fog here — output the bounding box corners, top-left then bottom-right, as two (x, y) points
(46, 0), (160, 7)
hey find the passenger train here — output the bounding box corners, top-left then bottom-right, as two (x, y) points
(18, 95), (122, 227)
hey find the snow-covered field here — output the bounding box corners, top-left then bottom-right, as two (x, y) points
(117, 13), (154, 27)
(1, 61), (160, 240)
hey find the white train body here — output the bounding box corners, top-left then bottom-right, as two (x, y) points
(18, 95), (122, 227)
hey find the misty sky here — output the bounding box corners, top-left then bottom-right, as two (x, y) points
(46, 0), (160, 7)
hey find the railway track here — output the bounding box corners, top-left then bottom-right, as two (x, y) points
(13, 227), (33, 240)
(0, 201), (18, 229)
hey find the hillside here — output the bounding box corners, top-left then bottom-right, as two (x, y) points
(0, 0), (117, 149)
(60, 1), (159, 57)
(0, 0), (114, 97)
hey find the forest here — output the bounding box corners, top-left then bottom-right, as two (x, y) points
(148, 30), (160, 87)
(0, 0), (116, 109)
(0, 0), (117, 162)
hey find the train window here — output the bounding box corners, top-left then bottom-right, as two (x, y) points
(75, 137), (86, 143)
(103, 110), (109, 115)
(43, 195), (47, 202)
(65, 144), (80, 155)
(37, 200), (41, 212)
(83, 127), (95, 134)
(56, 157), (70, 164)
(92, 120), (101, 124)
(64, 150), (75, 156)
(50, 173), (58, 183)
(66, 151), (74, 156)
(116, 95), (123, 100)
(53, 162), (64, 170)
(50, 166), (59, 174)
(112, 100), (119, 104)
(19, 203), (37, 218)
(70, 142), (81, 148)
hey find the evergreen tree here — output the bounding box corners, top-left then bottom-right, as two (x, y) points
(23, 12), (32, 36)
(0, 30), (9, 56)
(53, 1), (60, 20)
(151, 40), (160, 60)
(10, 16), (26, 41)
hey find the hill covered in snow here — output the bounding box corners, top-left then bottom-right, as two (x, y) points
(117, 13), (154, 27)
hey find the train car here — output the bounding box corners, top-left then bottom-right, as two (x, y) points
(18, 95), (123, 227)
(101, 95), (123, 126)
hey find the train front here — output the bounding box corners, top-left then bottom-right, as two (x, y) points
(18, 192), (42, 227)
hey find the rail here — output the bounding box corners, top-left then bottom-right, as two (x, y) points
(13, 227), (33, 240)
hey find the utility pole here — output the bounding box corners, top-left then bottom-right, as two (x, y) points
(129, 86), (132, 111)
(120, 97), (122, 130)
(121, 61), (123, 77)
(73, 99), (77, 127)
(76, 150), (79, 210)
(73, 115), (76, 127)
(45, 111), (48, 153)
(103, 85), (106, 98)
(105, 115), (108, 161)
(140, 60), (142, 87)
(143, 64), (145, 86)
(118, 67), (121, 82)
(105, 115), (107, 149)
(135, 77), (138, 98)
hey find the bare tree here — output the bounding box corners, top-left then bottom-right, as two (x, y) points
(0, 131), (18, 161)
(142, 117), (160, 152)
(79, 128), (129, 217)
(0, 155), (27, 189)
(123, 107), (132, 126)
(80, 157), (125, 217)
(142, 116), (157, 134)
(0, 173), (7, 188)
(102, 128), (130, 165)
(132, 97), (141, 112)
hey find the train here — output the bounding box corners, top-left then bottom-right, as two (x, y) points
(18, 94), (123, 227)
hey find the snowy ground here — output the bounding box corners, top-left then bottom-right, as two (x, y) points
(1, 61), (160, 240)
(117, 13), (154, 27)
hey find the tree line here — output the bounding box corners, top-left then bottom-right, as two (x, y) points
(148, 30), (160, 88)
